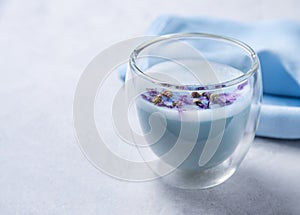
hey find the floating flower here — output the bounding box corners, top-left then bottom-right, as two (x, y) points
(140, 87), (240, 111)
(209, 93), (218, 102)
(152, 95), (162, 105)
(147, 88), (159, 97)
(178, 94), (193, 105)
(161, 90), (172, 98)
(214, 93), (237, 106)
(194, 100), (209, 109)
(195, 86), (206, 90)
(173, 101), (182, 108)
(202, 92), (211, 99)
(237, 81), (248, 90)
(161, 83), (171, 87)
(215, 84), (226, 89)
(191, 92), (201, 98)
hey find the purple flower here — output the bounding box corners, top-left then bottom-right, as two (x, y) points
(202, 92), (211, 99)
(237, 81), (248, 90)
(215, 84), (226, 89)
(215, 93), (237, 106)
(200, 96), (209, 105)
(191, 92), (201, 98)
(194, 100), (209, 109)
(142, 87), (240, 112)
(196, 86), (206, 90)
(156, 102), (166, 107)
(161, 90), (172, 98)
(178, 95), (193, 105)
(147, 88), (159, 97)
(141, 94), (152, 102)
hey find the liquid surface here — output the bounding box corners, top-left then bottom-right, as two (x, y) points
(138, 60), (251, 120)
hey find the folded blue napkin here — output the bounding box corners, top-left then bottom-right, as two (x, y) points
(121, 16), (300, 139)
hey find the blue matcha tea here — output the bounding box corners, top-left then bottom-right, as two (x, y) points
(135, 60), (252, 171)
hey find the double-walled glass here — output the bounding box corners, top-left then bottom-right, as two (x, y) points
(127, 33), (262, 189)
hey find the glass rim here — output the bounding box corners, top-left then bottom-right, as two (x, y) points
(129, 33), (259, 91)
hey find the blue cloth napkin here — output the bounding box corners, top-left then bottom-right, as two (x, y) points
(121, 16), (300, 139)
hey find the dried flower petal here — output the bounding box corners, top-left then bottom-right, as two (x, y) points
(172, 101), (182, 108)
(237, 81), (248, 90)
(191, 92), (201, 98)
(161, 83), (171, 87)
(196, 86), (206, 90)
(147, 88), (159, 97)
(209, 93), (218, 102)
(202, 92), (211, 99)
(213, 93), (237, 106)
(161, 90), (172, 98)
(152, 95), (162, 105)
(141, 86), (240, 111)
(178, 95), (193, 105)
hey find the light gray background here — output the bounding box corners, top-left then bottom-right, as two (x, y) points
(1, 0), (300, 214)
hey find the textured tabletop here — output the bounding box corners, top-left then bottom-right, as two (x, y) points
(1, 0), (300, 214)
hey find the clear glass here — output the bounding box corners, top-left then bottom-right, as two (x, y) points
(127, 33), (262, 189)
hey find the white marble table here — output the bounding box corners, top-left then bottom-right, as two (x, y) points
(1, 0), (300, 214)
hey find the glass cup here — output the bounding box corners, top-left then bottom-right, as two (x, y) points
(126, 33), (262, 189)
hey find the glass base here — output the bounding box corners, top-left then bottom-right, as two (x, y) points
(156, 159), (237, 189)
